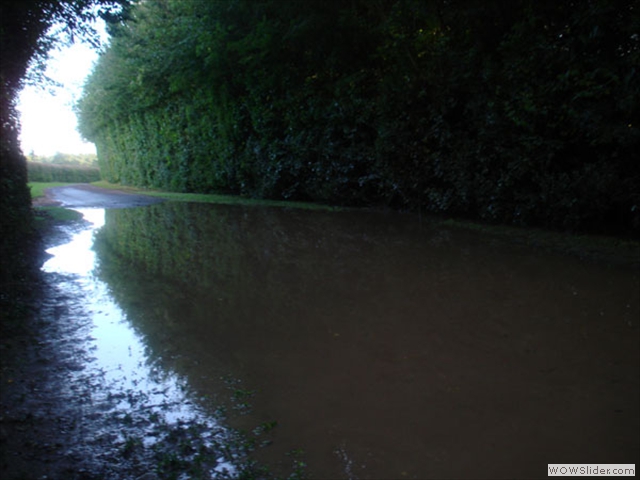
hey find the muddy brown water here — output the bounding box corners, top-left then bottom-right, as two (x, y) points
(44, 199), (639, 479)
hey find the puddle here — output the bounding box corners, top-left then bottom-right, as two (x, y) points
(42, 208), (238, 478)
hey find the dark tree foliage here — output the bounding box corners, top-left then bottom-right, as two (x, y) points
(0, 0), (129, 284)
(78, 0), (639, 234)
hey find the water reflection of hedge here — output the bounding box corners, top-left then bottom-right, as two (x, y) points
(99, 203), (326, 291)
(92, 202), (439, 338)
(93, 203), (384, 329)
(95, 202), (402, 293)
(97, 203), (235, 290)
(91, 202), (406, 392)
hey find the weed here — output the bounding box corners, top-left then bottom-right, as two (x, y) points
(253, 420), (278, 436)
(286, 449), (308, 480)
(121, 435), (142, 457)
(28, 182), (70, 199)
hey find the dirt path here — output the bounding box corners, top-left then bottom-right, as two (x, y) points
(37, 184), (165, 209)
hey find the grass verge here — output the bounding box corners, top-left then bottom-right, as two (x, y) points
(29, 182), (86, 235)
(29, 181), (72, 200)
(34, 206), (84, 223)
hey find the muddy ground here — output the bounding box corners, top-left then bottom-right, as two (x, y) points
(0, 186), (260, 480)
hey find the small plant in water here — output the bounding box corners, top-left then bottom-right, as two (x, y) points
(286, 449), (308, 480)
(121, 435), (142, 457)
(259, 420), (278, 433)
(231, 388), (256, 414)
(156, 451), (188, 478)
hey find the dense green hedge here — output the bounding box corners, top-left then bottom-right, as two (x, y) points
(1, 0), (128, 288)
(27, 161), (101, 183)
(78, 0), (640, 234)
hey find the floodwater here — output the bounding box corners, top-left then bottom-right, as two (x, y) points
(42, 208), (237, 477)
(49, 202), (639, 479)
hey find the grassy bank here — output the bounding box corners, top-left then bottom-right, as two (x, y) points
(29, 181), (70, 200)
(33, 206), (84, 223)
(28, 182), (85, 228)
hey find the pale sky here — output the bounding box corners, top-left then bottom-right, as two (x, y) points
(17, 32), (103, 157)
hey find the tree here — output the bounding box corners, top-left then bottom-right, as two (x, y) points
(77, 0), (639, 233)
(0, 0), (130, 282)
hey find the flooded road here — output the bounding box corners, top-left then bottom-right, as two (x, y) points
(88, 202), (639, 479)
(47, 184), (165, 208)
(37, 196), (639, 479)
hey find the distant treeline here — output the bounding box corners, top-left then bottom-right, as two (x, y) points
(27, 152), (99, 167)
(27, 161), (101, 183)
(77, 0), (639, 234)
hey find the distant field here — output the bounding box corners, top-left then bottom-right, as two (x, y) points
(27, 162), (100, 183)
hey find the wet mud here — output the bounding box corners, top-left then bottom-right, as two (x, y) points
(0, 188), (254, 479)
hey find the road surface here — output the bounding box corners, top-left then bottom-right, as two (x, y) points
(41, 184), (165, 209)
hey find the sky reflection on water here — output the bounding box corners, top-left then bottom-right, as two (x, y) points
(41, 207), (236, 476)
